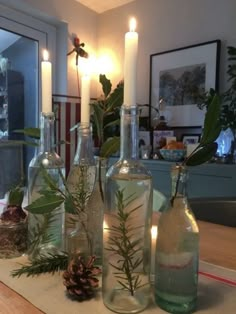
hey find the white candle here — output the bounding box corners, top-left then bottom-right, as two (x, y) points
(80, 74), (91, 124)
(151, 225), (158, 282)
(124, 17), (138, 107)
(41, 49), (52, 113)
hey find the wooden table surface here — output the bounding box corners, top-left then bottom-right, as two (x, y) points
(0, 220), (235, 314)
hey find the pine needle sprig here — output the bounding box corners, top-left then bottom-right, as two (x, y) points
(106, 189), (146, 296)
(11, 252), (69, 278)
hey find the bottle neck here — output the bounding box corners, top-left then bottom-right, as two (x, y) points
(171, 165), (187, 199)
(40, 112), (55, 153)
(120, 105), (139, 160)
(74, 123), (95, 165)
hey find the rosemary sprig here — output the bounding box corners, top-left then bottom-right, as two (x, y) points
(106, 190), (145, 296)
(11, 253), (68, 278)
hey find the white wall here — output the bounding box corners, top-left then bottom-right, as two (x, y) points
(2, 0), (235, 101)
(0, 0), (98, 97)
(98, 0), (236, 105)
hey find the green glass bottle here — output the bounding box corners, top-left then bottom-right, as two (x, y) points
(102, 105), (153, 313)
(155, 164), (199, 313)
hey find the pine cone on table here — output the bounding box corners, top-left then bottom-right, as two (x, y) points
(63, 255), (101, 301)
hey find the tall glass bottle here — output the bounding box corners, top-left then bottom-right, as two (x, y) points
(155, 165), (199, 313)
(28, 112), (65, 259)
(66, 123), (96, 258)
(86, 156), (108, 266)
(102, 105), (153, 314)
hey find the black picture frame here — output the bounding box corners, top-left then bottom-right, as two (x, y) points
(181, 134), (201, 145)
(149, 40), (221, 128)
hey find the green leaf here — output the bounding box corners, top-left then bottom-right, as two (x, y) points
(100, 137), (120, 158)
(8, 187), (24, 206)
(99, 74), (112, 98)
(200, 94), (221, 144)
(104, 118), (120, 129)
(64, 195), (77, 214)
(90, 103), (104, 143)
(106, 81), (124, 112)
(25, 194), (64, 214)
(186, 142), (218, 166)
(14, 127), (40, 139)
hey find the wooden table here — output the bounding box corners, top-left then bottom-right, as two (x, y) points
(0, 220), (235, 313)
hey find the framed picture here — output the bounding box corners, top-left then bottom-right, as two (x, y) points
(149, 40), (221, 128)
(182, 134), (200, 145)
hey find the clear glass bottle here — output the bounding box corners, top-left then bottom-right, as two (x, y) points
(86, 156), (108, 266)
(66, 221), (92, 261)
(66, 123), (96, 257)
(28, 112), (65, 259)
(102, 105), (153, 314)
(155, 165), (199, 313)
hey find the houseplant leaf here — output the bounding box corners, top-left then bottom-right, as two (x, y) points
(186, 142), (218, 166)
(100, 137), (120, 158)
(99, 74), (112, 98)
(200, 94), (221, 144)
(90, 102), (104, 143)
(14, 127), (40, 139)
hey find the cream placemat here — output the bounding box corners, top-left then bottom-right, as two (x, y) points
(0, 256), (235, 314)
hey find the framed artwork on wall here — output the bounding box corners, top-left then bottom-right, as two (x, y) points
(149, 40), (221, 128)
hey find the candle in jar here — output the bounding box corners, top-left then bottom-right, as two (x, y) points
(41, 49), (52, 113)
(80, 74), (91, 124)
(124, 17), (138, 107)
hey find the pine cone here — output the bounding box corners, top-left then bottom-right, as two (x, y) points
(63, 255), (101, 301)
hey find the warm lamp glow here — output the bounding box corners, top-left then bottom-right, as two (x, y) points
(129, 17), (137, 32)
(43, 49), (49, 61)
(97, 55), (113, 75)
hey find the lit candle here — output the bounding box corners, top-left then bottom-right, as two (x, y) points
(151, 225), (158, 282)
(41, 49), (52, 113)
(124, 17), (138, 107)
(80, 74), (91, 124)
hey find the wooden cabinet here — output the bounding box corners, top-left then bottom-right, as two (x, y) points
(109, 158), (236, 198)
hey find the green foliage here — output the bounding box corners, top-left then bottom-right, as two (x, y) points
(8, 186), (24, 206)
(11, 253), (68, 277)
(185, 94), (221, 166)
(106, 190), (145, 296)
(90, 74), (123, 157)
(220, 46), (236, 130)
(25, 194), (64, 214)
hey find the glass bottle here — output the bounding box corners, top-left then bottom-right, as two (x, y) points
(28, 112), (65, 259)
(155, 165), (199, 313)
(102, 105), (153, 314)
(66, 123), (96, 257)
(86, 156), (108, 266)
(66, 221), (92, 260)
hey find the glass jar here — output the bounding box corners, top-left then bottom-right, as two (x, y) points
(102, 105), (153, 313)
(155, 165), (199, 313)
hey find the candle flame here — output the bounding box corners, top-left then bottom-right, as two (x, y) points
(129, 17), (136, 32)
(43, 49), (49, 61)
(151, 225), (158, 240)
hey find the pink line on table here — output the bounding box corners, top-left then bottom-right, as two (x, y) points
(199, 271), (236, 287)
